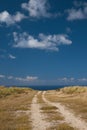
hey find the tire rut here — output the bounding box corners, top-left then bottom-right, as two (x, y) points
(42, 91), (87, 130)
(31, 91), (50, 130)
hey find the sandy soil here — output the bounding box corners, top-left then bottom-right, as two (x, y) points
(31, 91), (50, 130)
(42, 91), (87, 130)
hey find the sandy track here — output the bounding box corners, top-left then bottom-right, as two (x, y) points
(42, 91), (87, 130)
(31, 91), (50, 130)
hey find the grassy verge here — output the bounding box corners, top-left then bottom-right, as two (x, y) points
(46, 86), (87, 122)
(60, 86), (87, 94)
(0, 86), (36, 130)
(0, 86), (33, 98)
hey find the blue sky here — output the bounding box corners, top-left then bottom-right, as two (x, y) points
(0, 0), (87, 86)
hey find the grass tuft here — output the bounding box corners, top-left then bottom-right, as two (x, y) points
(60, 86), (87, 94)
(56, 123), (75, 130)
(41, 106), (57, 111)
(0, 86), (33, 98)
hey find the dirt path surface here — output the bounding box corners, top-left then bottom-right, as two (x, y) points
(42, 91), (87, 130)
(31, 91), (50, 130)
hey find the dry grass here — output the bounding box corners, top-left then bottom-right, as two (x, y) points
(41, 106), (57, 111)
(41, 105), (64, 120)
(37, 91), (65, 129)
(37, 91), (75, 129)
(0, 86), (33, 98)
(0, 111), (31, 130)
(0, 86), (36, 130)
(56, 123), (75, 130)
(46, 86), (87, 122)
(41, 105), (64, 122)
(60, 86), (87, 94)
(47, 123), (75, 130)
(1, 86), (86, 129)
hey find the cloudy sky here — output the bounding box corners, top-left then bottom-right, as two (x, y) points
(0, 0), (87, 86)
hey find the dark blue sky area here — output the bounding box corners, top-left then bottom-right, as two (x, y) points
(0, 0), (87, 86)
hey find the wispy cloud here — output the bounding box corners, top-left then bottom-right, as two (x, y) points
(13, 32), (72, 51)
(0, 51), (16, 59)
(0, 75), (5, 78)
(0, 74), (38, 82)
(67, 8), (86, 21)
(57, 77), (75, 82)
(1, 74), (87, 85)
(15, 76), (38, 82)
(0, 11), (26, 25)
(21, 0), (51, 18)
(57, 77), (87, 84)
(9, 54), (16, 59)
(67, 1), (87, 21)
(78, 78), (87, 82)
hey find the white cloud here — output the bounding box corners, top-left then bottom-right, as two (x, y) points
(67, 8), (86, 21)
(13, 32), (72, 51)
(78, 78), (87, 82)
(58, 77), (87, 83)
(9, 54), (16, 59)
(1, 74), (87, 85)
(67, 1), (87, 21)
(13, 12), (26, 22)
(15, 76), (38, 82)
(21, 0), (51, 18)
(0, 11), (25, 25)
(0, 51), (16, 59)
(0, 75), (5, 78)
(57, 77), (75, 82)
(61, 77), (68, 81)
(0, 11), (14, 25)
(0, 74), (38, 82)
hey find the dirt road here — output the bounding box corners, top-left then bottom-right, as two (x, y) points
(31, 91), (87, 130)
